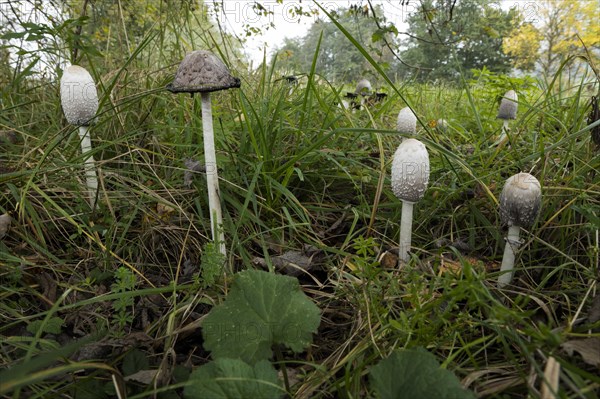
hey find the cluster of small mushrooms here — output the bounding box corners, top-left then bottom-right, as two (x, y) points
(343, 79), (387, 110)
(389, 89), (542, 287)
(59, 51), (539, 287)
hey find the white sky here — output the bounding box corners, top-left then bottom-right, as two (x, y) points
(205, 1), (413, 65)
(205, 0), (538, 65)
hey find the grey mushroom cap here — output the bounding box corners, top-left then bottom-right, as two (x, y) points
(436, 118), (449, 131)
(391, 138), (430, 203)
(499, 172), (542, 228)
(355, 79), (372, 95)
(60, 65), (99, 126)
(497, 90), (518, 120)
(397, 107), (417, 135)
(167, 50), (241, 93)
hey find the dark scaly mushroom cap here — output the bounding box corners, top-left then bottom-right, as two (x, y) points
(499, 172), (542, 228)
(497, 90), (518, 120)
(391, 138), (430, 203)
(167, 50), (241, 93)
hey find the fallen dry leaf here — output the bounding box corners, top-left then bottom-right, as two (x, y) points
(378, 250), (398, 269)
(587, 295), (600, 325)
(125, 369), (159, 385)
(184, 158), (205, 187)
(0, 212), (12, 239)
(252, 245), (323, 276)
(540, 356), (560, 399)
(561, 338), (600, 368)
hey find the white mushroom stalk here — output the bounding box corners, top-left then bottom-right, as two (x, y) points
(60, 65), (99, 208)
(391, 138), (430, 263)
(167, 50), (241, 257)
(498, 172), (541, 287)
(201, 92), (224, 254)
(494, 90), (518, 146)
(397, 106), (417, 136)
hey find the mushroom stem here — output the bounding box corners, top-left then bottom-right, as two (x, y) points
(500, 119), (510, 141)
(78, 125), (98, 208)
(399, 200), (414, 263)
(498, 225), (521, 287)
(200, 92), (226, 257)
(492, 120), (510, 148)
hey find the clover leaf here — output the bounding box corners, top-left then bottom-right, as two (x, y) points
(369, 347), (476, 399)
(202, 269), (321, 364)
(184, 358), (283, 399)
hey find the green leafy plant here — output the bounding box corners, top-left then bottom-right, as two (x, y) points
(183, 270), (320, 398)
(201, 269), (321, 364)
(111, 266), (137, 334)
(184, 358), (283, 399)
(369, 347), (475, 399)
(200, 241), (225, 288)
(352, 235), (377, 258)
(26, 316), (64, 336)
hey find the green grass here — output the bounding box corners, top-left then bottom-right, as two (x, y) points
(1, 7), (599, 399)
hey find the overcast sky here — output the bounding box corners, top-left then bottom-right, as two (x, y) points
(206, 0), (539, 65)
(206, 1), (411, 65)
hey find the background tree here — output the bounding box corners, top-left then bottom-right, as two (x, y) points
(0, 0), (238, 75)
(502, 0), (600, 78)
(502, 23), (542, 72)
(62, 0), (240, 68)
(274, 5), (398, 84)
(398, 0), (518, 82)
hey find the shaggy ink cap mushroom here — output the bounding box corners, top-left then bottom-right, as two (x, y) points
(167, 50), (240, 257)
(397, 106), (417, 135)
(166, 50), (240, 94)
(60, 65), (100, 208)
(497, 90), (518, 120)
(355, 79), (372, 95)
(60, 65), (99, 126)
(391, 138), (430, 203)
(499, 172), (542, 228)
(391, 138), (430, 263)
(497, 172), (541, 287)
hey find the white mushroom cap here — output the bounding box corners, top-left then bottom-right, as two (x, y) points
(391, 138), (430, 203)
(355, 79), (372, 95)
(397, 107), (417, 135)
(60, 65), (98, 126)
(497, 90), (518, 120)
(499, 172), (541, 228)
(436, 118), (448, 132)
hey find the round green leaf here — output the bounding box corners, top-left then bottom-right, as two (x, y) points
(202, 270), (321, 364)
(369, 347), (476, 399)
(184, 358), (283, 399)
